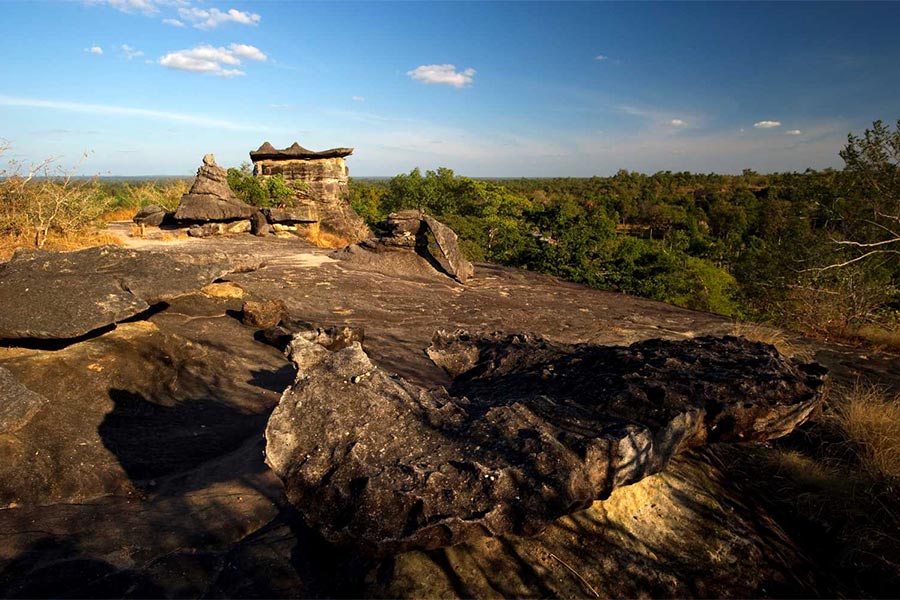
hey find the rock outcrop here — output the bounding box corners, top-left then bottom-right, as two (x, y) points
(250, 142), (369, 240)
(0, 246), (235, 339)
(265, 331), (827, 555)
(335, 210), (474, 283)
(132, 204), (168, 227)
(174, 154), (255, 222)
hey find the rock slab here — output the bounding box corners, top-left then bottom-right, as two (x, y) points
(265, 332), (827, 555)
(0, 246), (234, 339)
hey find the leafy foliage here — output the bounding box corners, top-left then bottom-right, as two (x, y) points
(349, 121), (900, 329)
(226, 162), (298, 208)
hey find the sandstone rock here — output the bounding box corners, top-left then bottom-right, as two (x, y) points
(133, 204), (168, 227)
(250, 210), (272, 236)
(0, 366), (49, 433)
(265, 333), (827, 555)
(0, 246), (234, 339)
(241, 299), (287, 329)
(174, 154), (255, 222)
(261, 207), (317, 224)
(422, 214), (474, 283)
(187, 220), (252, 238)
(250, 142), (369, 241)
(346, 211), (473, 283)
(261, 319), (365, 352)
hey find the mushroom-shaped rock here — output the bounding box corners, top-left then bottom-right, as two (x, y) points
(174, 154), (255, 222)
(264, 332), (827, 555)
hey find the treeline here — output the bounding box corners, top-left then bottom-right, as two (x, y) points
(350, 121), (900, 339)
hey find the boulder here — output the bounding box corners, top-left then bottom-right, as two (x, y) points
(341, 211), (473, 283)
(261, 318), (364, 352)
(422, 214), (474, 283)
(241, 299), (287, 329)
(260, 207), (316, 224)
(188, 220), (252, 238)
(0, 246), (235, 339)
(174, 154), (255, 222)
(133, 204), (168, 227)
(265, 332), (827, 555)
(250, 210), (272, 236)
(0, 366), (49, 433)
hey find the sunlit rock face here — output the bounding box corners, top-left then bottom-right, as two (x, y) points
(250, 142), (369, 240)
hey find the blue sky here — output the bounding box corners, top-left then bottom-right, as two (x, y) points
(1, 1), (899, 176)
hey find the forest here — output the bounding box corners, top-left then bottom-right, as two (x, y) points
(350, 120), (900, 346)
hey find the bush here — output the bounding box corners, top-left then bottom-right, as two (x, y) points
(1, 146), (114, 248)
(226, 162), (299, 208)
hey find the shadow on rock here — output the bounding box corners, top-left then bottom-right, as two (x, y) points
(0, 535), (165, 599)
(99, 389), (267, 484)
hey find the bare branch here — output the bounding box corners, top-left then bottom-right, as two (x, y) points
(830, 237), (900, 248)
(800, 249), (900, 272)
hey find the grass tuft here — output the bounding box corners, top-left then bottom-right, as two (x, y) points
(303, 222), (350, 249)
(833, 383), (900, 480)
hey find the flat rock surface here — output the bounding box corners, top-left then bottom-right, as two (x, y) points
(0, 232), (894, 598)
(0, 366), (49, 434)
(0, 246), (235, 339)
(265, 333), (826, 554)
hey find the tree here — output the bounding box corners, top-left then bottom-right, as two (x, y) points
(816, 119), (900, 270)
(0, 144), (112, 248)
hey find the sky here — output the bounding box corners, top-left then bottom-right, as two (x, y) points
(1, 1), (899, 177)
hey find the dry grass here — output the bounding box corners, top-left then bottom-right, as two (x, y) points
(848, 324), (900, 353)
(102, 206), (140, 222)
(302, 223), (350, 248)
(833, 383), (900, 480)
(0, 230), (123, 261)
(732, 321), (808, 359)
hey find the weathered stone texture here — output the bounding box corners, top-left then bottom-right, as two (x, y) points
(0, 246), (235, 339)
(265, 332), (827, 555)
(175, 154), (255, 222)
(251, 145), (369, 240)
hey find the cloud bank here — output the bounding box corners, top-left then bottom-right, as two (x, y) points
(754, 120), (782, 129)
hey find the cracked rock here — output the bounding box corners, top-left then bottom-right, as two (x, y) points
(265, 332), (827, 555)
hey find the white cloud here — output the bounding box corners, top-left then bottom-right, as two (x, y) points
(753, 120), (782, 129)
(162, 18), (184, 27)
(352, 96), (365, 102)
(158, 43), (265, 77)
(786, 129), (802, 135)
(0, 94), (267, 131)
(87, 0), (159, 15)
(670, 118), (685, 127)
(120, 44), (144, 60)
(407, 64), (475, 88)
(85, 46), (103, 55)
(595, 55), (608, 61)
(177, 6), (261, 29)
(228, 43), (267, 62)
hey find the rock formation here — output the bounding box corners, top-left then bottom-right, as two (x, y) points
(0, 246), (237, 339)
(264, 331), (827, 555)
(250, 142), (369, 240)
(334, 210), (474, 283)
(174, 154), (255, 222)
(132, 204), (168, 227)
